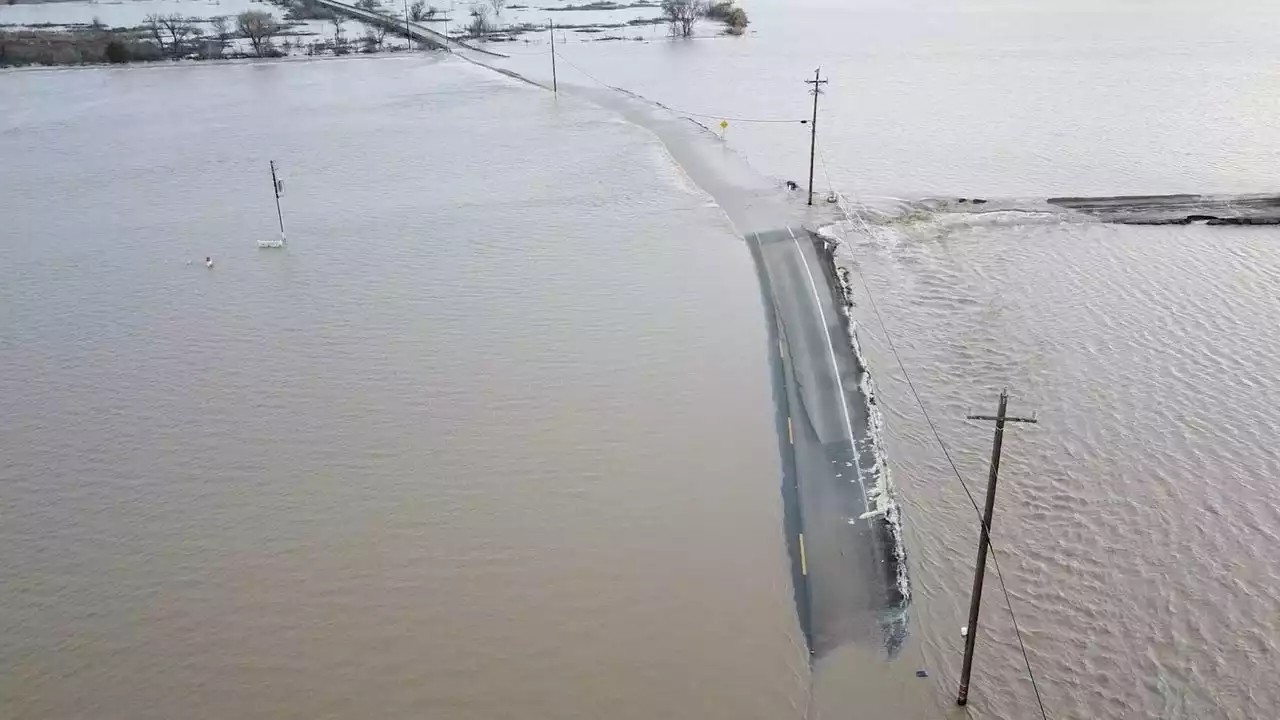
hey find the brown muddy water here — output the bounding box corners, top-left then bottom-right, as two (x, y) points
(0, 58), (806, 719)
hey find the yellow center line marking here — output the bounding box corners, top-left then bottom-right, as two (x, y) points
(787, 416), (793, 444)
(799, 533), (808, 576)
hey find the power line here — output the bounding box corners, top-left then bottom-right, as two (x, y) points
(551, 51), (806, 123)
(644, 102), (805, 124)
(851, 252), (1050, 720)
(489, 47), (548, 56)
(819, 159), (1049, 720)
(481, 43), (549, 56)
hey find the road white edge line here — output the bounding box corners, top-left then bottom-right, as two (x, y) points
(787, 226), (870, 517)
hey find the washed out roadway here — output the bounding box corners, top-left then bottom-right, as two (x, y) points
(747, 226), (908, 661)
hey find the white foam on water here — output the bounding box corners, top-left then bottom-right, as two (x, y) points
(820, 195), (912, 605)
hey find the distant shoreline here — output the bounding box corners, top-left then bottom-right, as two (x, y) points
(1, 0), (746, 67)
(4, 0), (91, 5)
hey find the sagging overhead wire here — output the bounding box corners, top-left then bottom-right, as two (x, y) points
(486, 46), (549, 56)
(817, 149), (1050, 720)
(850, 249), (1050, 720)
(551, 50), (806, 124)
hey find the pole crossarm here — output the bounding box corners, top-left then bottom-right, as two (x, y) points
(967, 414), (1037, 423)
(804, 68), (827, 206)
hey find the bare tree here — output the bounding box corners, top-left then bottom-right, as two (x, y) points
(154, 13), (197, 57)
(144, 13), (168, 55)
(330, 14), (351, 53)
(660, 0), (702, 38)
(210, 15), (229, 45)
(236, 10), (283, 56)
(408, 0), (426, 21)
(467, 5), (490, 37)
(361, 23), (387, 51)
(488, 0), (505, 18)
(198, 18), (225, 58)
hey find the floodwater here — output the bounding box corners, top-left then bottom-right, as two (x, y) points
(5, 0), (1280, 718)
(0, 58), (804, 718)
(837, 215), (1280, 720)
(495, 1), (1280, 717)
(498, 0), (1280, 197)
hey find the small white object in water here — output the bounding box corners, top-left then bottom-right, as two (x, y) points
(205, 256), (214, 268)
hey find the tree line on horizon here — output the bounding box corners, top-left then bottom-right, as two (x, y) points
(0, 9), (291, 66)
(0, 0), (748, 67)
(0, 2), (412, 66)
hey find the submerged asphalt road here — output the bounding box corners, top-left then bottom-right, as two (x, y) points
(748, 227), (909, 661)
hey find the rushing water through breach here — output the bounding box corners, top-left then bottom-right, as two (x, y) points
(829, 212), (1280, 719)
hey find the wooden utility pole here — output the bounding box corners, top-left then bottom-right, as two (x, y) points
(446, 0), (454, 51)
(549, 19), (557, 93)
(804, 68), (827, 206)
(403, 0), (412, 50)
(957, 389), (1036, 706)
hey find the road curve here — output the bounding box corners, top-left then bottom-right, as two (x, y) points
(747, 226), (909, 661)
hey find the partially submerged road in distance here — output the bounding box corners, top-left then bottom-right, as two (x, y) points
(551, 75), (914, 671)
(748, 227), (909, 662)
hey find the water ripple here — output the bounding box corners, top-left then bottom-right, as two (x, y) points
(841, 217), (1280, 719)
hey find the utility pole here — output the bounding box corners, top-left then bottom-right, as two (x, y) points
(269, 160), (285, 240)
(549, 19), (557, 93)
(804, 68), (827, 206)
(404, 0), (412, 50)
(957, 389), (1037, 706)
(446, 0), (454, 52)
